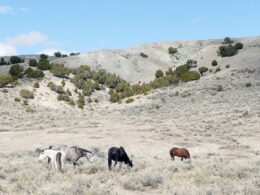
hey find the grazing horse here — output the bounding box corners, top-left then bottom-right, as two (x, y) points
(38, 149), (66, 172)
(48, 145), (93, 167)
(170, 147), (190, 161)
(108, 147), (133, 170)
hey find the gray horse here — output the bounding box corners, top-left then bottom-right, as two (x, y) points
(48, 145), (93, 167)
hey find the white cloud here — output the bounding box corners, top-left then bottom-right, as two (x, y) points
(0, 42), (17, 56)
(4, 31), (49, 46)
(0, 5), (14, 14)
(37, 48), (70, 56)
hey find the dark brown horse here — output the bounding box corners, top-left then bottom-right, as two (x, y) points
(170, 147), (190, 161)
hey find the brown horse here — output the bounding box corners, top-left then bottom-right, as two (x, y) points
(170, 147), (190, 161)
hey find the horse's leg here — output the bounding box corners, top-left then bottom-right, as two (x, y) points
(181, 157), (183, 161)
(171, 156), (175, 161)
(114, 160), (118, 167)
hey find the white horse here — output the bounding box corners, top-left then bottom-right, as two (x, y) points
(38, 149), (66, 172)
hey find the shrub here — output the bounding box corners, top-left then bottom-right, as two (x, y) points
(132, 83), (151, 95)
(66, 89), (72, 96)
(198, 67), (208, 75)
(62, 54), (68, 57)
(37, 59), (50, 70)
(82, 81), (95, 96)
(215, 67), (221, 73)
(54, 52), (62, 58)
(140, 52), (148, 58)
(10, 56), (23, 64)
(70, 52), (80, 56)
(50, 64), (70, 78)
(212, 60), (218, 66)
(14, 97), (21, 102)
(246, 83), (252, 87)
(150, 77), (170, 89)
(77, 93), (85, 109)
(9, 64), (24, 78)
(223, 37), (233, 44)
(109, 90), (121, 103)
(186, 59), (197, 66)
(1, 89), (8, 93)
(25, 68), (44, 78)
(155, 70), (164, 78)
(29, 59), (38, 67)
(180, 71), (200, 82)
(126, 98), (134, 104)
(40, 54), (48, 59)
(217, 85), (223, 91)
(0, 75), (15, 88)
(68, 99), (75, 106)
(168, 47), (177, 54)
(218, 45), (237, 57)
(115, 81), (130, 93)
(234, 42), (243, 50)
(93, 69), (107, 84)
(57, 94), (70, 102)
(33, 82), (40, 88)
(26, 108), (36, 113)
(175, 64), (190, 76)
(87, 97), (92, 103)
(105, 74), (121, 89)
(61, 80), (65, 87)
(0, 57), (7, 65)
(47, 82), (65, 94)
(20, 89), (34, 99)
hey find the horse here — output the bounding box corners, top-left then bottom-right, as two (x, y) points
(38, 149), (66, 172)
(48, 145), (93, 168)
(170, 147), (190, 161)
(108, 147), (133, 170)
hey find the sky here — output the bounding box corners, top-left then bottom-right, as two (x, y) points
(0, 0), (259, 56)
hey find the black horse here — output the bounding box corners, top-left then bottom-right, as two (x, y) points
(108, 147), (133, 170)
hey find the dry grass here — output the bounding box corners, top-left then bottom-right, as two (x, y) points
(0, 151), (259, 195)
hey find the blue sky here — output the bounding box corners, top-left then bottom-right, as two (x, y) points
(0, 0), (259, 56)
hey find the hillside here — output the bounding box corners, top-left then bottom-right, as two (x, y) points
(0, 36), (259, 194)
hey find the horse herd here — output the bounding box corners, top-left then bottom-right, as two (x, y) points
(38, 145), (191, 172)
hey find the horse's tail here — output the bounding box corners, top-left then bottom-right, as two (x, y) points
(56, 152), (62, 172)
(108, 151), (112, 170)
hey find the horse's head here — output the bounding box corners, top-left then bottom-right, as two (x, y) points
(38, 149), (47, 162)
(128, 160), (133, 168)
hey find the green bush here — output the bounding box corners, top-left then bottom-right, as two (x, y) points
(68, 99), (75, 106)
(29, 59), (38, 67)
(109, 90), (122, 103)
(126, 98), (134, 104)
(77, 93), (85, 109)
(93, 69), (107, 84)
(33, 82), (40, 88)
(150, 77), (170, 89)
(218, 45), (237, 57)
(234, 42), (243, 50)
(10, 56), (23, 64)
(212, 60), (218, 66)
(217, 85), (223, 91)
(105, 73), (121, 89)
(82, 81), (95, 96)
(0, 75), (15, 88)
(66, 89), (72, 96)
(198, 67), (208, 75)
(155, 70), (164, 78)
(215, 67), (221, 73)
(175, 64), (190, 76)
(25, 68), (44, 78)
(132, 83), (151, 95)
(57, 94), (70, 102)
(14, 97), (21, 102)
(50, 64), (70, 78)
(186, 59), (197, 66)
(37, 59), (50, 70)
(9, 64), (24, 78)
(140, 52), (148, 58)
(168, 47), (177, 55)
(246, 83), (252, 87)
(180, 71), (200, 82)
(20, 89), (34, 99)
(115, 81), (130, 93)
(26, 108), (36, 113)
(54, 52), (62, 58)
(0, 57), (7, 65)
(61, 80), (65, 87)
(47, 82), (65, 94)
(40, 54), (48, 59)
(223, 37), (233, 44)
